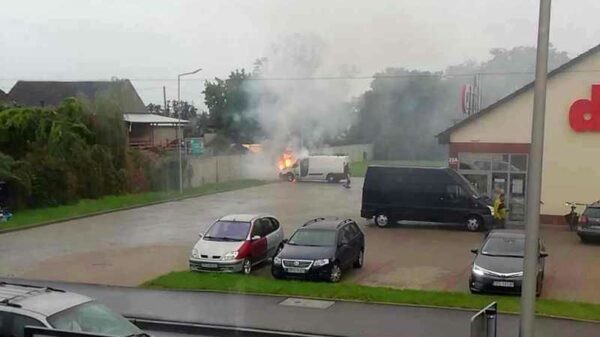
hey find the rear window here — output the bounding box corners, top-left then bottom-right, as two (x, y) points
(583, 207), (600, 218)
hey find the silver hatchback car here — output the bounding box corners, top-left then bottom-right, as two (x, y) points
(189, 214), (285, 274)
(0, 282), (145, 337)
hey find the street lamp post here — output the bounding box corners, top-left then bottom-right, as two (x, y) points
(520, 1), (551, 337)
(177, 68), (202, 193)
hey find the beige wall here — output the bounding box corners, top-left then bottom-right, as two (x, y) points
(152, 126), (178, 146)
(450, 51), (600, 216)
(188, 155), (243, 187)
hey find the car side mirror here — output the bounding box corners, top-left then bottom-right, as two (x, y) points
(470, 248), (478, 254)
(282, 238), (288, 244)
(198, 233), (204, 238)
(251, 235), (261, 241)
(540, 252), (548, 258)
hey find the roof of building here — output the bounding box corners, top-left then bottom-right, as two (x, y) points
(123, 113), (189, 124)
(0, 282), (90, 316)
(436, 43), (600, 144)
(0, 89), (11, 105)
(9, 80), (147, 113)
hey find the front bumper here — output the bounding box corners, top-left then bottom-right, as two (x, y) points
(271, 263), (333, 281)
(577, 226), (600, 240)
(189, 257), (244, 272)
(469, 273), (523, 295)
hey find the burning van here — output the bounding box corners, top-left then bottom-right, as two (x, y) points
(279, 155), (350, 183)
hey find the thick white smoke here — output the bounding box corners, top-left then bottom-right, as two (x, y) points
(245, 33), (358, 153)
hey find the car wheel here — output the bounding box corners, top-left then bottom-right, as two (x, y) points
(286, 173), (295, 182)
(465, 215), (483, 232)
(374, 213), (390, 228)
(242, 259), (252, 275)
(353, 249), (364, 268)
(326, 174), (335, 183)
(329, 262), (342, 283)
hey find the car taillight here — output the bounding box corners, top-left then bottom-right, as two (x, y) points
(579, 215), (588, 225)
(237, 241), (252, 258)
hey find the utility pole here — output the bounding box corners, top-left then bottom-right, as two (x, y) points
(177, 68), (202, 193)
(163, 86), (167, 115)
(520, 1), (551, 336)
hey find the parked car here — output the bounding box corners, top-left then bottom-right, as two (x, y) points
(577, 201), (600, 242)
(469, 229), (547, 296)
(279, 155), (350, 183)
(271, 217), (364, 282)
(361, 166), (494, 231)
(0, 282), (147, 337)
(189, 214), (285, 274)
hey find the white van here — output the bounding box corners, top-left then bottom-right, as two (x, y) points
(279, 155), (350, 183)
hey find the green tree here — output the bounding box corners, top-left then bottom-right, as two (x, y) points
(203, 69), (259, 143)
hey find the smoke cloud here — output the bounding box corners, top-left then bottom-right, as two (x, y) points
(244, 33), (358, 153)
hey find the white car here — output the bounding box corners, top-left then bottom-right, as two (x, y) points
(189, 214), (285, 274)
(0, 282), (146, 337)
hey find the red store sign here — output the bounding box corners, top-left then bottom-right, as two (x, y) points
(569, 84), (600, 132)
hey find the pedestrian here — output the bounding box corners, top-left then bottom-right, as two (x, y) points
(493, 191), (508, 228)
(343, 162), (351, 189)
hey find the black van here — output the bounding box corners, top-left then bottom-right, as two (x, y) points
(361, 166), (494, 231)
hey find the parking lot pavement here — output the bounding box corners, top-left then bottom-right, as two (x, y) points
(1, 178), (599, 303)
(3, 278), (599, 337)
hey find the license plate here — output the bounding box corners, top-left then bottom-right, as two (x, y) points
(201, 263), (218, 268)
(286, 267), (307, 274)
(493, 281), (514, 288)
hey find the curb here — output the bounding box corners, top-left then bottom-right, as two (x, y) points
(142, 284), (600, 324)
(0, 180), (272, 235)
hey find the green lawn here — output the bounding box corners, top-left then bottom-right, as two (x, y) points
(0, 179), (268, 232)
(143, 271), (600, 322)
(350, 160), (446, 177)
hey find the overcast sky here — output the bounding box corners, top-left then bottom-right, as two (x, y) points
(1, 0), (599, 109)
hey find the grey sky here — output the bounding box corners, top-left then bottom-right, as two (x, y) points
(1, 0), (599, 109)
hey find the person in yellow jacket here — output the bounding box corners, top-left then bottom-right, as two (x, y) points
(493, 192), (508, 227)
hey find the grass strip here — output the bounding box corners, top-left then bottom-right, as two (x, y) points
(1, 179), (268, 232)
(143, 271), (600, 322)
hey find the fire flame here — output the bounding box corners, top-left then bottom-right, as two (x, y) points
(278, 150), (296, 171)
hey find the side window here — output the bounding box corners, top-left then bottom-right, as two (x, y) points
(9, 314), (44, 337)
(339, 226), (354, 244)
(251, 221), (264, 237)
(269, 218), (280, 232)
(260, 218), (274, 236)
(350, 223), (361, 236)
(445, 185), (467, 200)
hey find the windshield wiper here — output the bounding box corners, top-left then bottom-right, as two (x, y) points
(483, 253), (523, 258)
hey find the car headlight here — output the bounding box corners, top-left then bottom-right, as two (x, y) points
(313, 259), (330, 267)
(273, 256), (282, 265)
(192, 248), (199, 258)
(472, 264), (486, 276)
(487, 205), (495, 216)
(222, 251), (239, 261)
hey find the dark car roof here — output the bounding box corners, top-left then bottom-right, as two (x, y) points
(487, 229), (525, 239)
(301, 217), (354, 230)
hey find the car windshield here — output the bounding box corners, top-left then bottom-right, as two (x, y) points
(48, 301), (142, 337)
(204, 221), (251, 241)
(288, 229), (336, 246)
(481, 236), (525, 257)
(583, 207), (600, 218)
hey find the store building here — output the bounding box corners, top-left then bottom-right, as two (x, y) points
(437, 43), (600, 225)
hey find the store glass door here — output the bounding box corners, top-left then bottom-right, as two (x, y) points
(508, 173), (526, 222)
